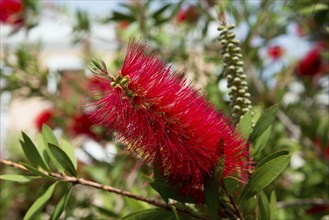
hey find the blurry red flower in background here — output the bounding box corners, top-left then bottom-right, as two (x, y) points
(35, 109), (53, 131)
(296, 45), (327, 78)
(0, 0), (24, 25)
(118, 20), (130, 30)
(69, 113), (98, 140)
(267, 45), (284, 60)
(176, 5), (199, 24)
(88, 40), (250, 202)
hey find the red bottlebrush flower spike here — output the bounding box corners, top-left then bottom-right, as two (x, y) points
(35, 109), (53, 131)
(68, 113), (98, 140)
(296, 45), (326, 78)
(267, 45), (284, 60)
(88, 39), (249, 202)
(0, 0), (24, 25)
(176, 5), (199, 24)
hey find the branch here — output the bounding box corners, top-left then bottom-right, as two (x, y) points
(277, 199), (329, 208)
(0, 159), (207, 220)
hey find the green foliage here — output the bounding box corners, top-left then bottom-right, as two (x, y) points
(48, 144), (77, 176)
(50, 185), (73, 220)
(21, 132), (49, 171)
(150, 168), (195, 204)
(204, 159), (224, 219)
(23, 182), (57, 220)
(1, 1), (328, 219)
(1, 130), (78, 219)
(240, 151), (291, 202)
(258, 191), (270, 220)
(0, 174), (38, 183)
(204, 159), (224, 220)
(238, 111), (254, 139)
(249, 105), (278, 143)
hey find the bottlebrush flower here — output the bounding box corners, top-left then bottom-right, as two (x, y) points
(176, 5), (199, 24)
(35, 109), (53, 131)
(68, 113), (98, 140)
(296, 45), (326, 78)
(88, 40), (249, 201)
(0, 0), (23, 25)
(118, 20), (130, 30)
(267, 45), (284, 60)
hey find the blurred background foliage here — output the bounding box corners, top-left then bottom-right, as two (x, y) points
(0, 0), (328, 219)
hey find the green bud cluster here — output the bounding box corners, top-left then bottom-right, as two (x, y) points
(218, 25), (253, 124)
(110, 74), (135, 98)
(88, 58), (135, 98)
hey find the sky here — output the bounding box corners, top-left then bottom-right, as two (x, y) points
(46, 0), (122, 14)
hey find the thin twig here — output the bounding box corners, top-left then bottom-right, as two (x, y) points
(277, 199), (329, 208)
(0, 159), (208, 220)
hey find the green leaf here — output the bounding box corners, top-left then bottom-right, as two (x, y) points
(205, 159), (224, 220)
(238, 111), (254, 139)
(50, 186), (73, 220)
(110, 11), (135, 22)
(21, 132), (49, 171)
(20, 162), (56, 181)
(269, 191), (277, 220)
(150, 182), (195, 204)
(48, 144), (77, 176)
(223, 176), (242, 196)
(36, 134), (51, 169)
(258, 191), (269, 220)
(151, 168), (195, 204)
(0, 174), (38, 183)
(23, 182), (57, 220)
(252, 126), (271, 157)
(249, 105), (278, 143)
(152, 4), (171, 19)
(60, 139), (78, 170)
(170, 205), (180, 220)
(240, 151), (290, 202)
(257, 150), (290, 168)
(299, 3), (328, 14)
(42, 124), (59, 146)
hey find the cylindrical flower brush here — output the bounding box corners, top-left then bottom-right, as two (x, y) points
(87, 39), (249, 202)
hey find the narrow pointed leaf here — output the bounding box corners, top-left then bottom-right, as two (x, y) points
(252, 126), (271, 157)
(223, 176), (242, 196)
(60, 139), (77, 170)
(48, 144), (77, 176)
(257, 150), (289, 168)
(23, 182), (57, 220)
(205, 159), (224, 220)
(249, 105), (278, 143)
(50, 186), (73, 220)
(238, 111), (254, 139)
(21, 132), (48, 171)
(0, 174), (39, 183)
(152, 4), (171, 19)
(20, 162), (56, 180)
(258, 191), (270, 220)
(42, 124), (59, 146)
(240, 151), (290, 202)
(36, 134), (51, 169)
(170, 205), (180, 220)
(41, 125), (65, 172)
(269, 191), (277, 220)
